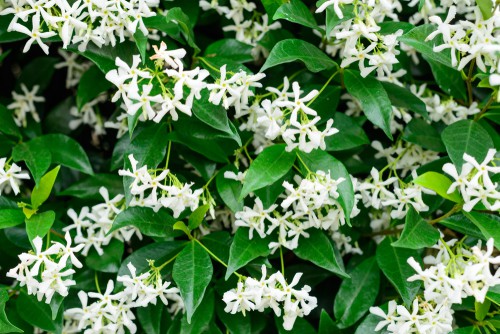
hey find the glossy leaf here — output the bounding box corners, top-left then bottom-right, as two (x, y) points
(392, 208), (440, 249)
(0, 209), (25, 229)
(226, 228), (271, 279)
(274, 0), (319, 30)
(403, 119), (445, 152)
(25, 210), (56, 243)
(464, 212), (500, 250)
(109, 207), (176, 238)
(0, 104), (21, 139)
(31, 165), (60, 210)
(85, 239), (124, 273)
(413, 171), (463, 203)
(0, 290), (22, 333)
(76, 65), (113, 109)
(344, 70), (393, 139)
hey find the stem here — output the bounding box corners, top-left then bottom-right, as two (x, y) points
(296, 152), (312, 175)
(194, 239), (245, 280)
(466, 59), (476, 106)
(94, 271), (102, 294)
(306, 69), (340, 107)
(157, 252), (180, 271)
(428, 204), (462, 225)
(474, 95), (495, 121)
(279, 246), (285, 276)
(197, 57), (221, 73)
(165, 124), (172, 169)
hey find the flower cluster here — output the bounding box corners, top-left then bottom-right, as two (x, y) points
(235, 170), (360, 254)
(7, 84), (44, 127)
(64, 262), (182, 333)
(223, 265), (317, 331)
(371, 237), (500, 333)
(239, 77), (339, 153)
(426, 6), (500, 75)
(443, 148), (500, 211)
(119, 154), (203, 218)
(0, 157), (29, 195)
(106, 46), (209, 125)
(7, 233), (84, 304)
(64, 187), (142, 256)
(200, 1), (281, 59)
(316, 0), (406, 82)
(0, 0), (159, 54)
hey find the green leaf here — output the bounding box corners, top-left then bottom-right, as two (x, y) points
(440, 214), (485, 240)
(450, 327), (482, 334)
(261, 39), (338, 73)
(0, 104), (21, 139)
(323, 4), (355, 36)
(116, 241), (185, 289)
(16, 290), (62, 333)
(274, 0), (319, 30)
(441, 120), (494, 172)
(0, 15), (25, 43)
(378, 22), (415, 35)
(475, 299), (491, 321)
(133, 29), (148, 62)
(425, 57), (467, 101)
(276, 317), (316, 334)
(319, 310), (339, 334)
(403, 119), (445, 152)
(188, 204), (210, 230)
(216, 301), (251, 334)
(165, 8), (199, 51)
(25, 211), (56, 243)
(325, 112), (369, 151)
(381, 82), (428, 119)
(392, 208), (440, 249)
(398, 25), (454, 68)
(216, 165), (244, 213)
(178, 289), (214, 334)
(173, 221), (192, 237)
(334, 257), (380, 328)
(344, 70), (393, 139)
(58, 174), (123, 200)
(226, 228), (271, 279)
(261, 0), (287, 18)
(413, 171), (463, 203)
(0, 209), (25, 229)
(297, 150), (355, 223)
(0, 290), (22, 333)
(69, 41), (135, 73)
(31, 166), (60, 210)
(205, 39), (254, 63)
(137, 303), (170, 334)
(477, 0), (493, 19)
(109, 207), (177, 238)
(85, 239), (124, 273)
(12, 141), (51, 184)
(172, 241), (213, 323)
(293, 229), (348, 278)
(201, 231), (231, 264)
(76, 65), (113, 109)
(355, 304), (390, 334)
(126, 123), (168, 167)
(191, 89), (241, 146)
(487, 285), (500, 306)
(464, 212), (500, 250)
(376, 238), (421, 306)
(37, 134), (94, 175)
(239, 144), (296, 199)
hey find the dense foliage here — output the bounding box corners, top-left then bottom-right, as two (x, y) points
(0, 0), (500, 332)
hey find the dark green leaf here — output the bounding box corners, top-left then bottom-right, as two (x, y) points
(85, 239), (124, 273)
(403, 119), (445, 152)
(324, 4), (355, 36)
(109, 207), (176, 238)
(392, 208), (440, 249)
(133, 29), (148, 62)
(274, 0), (319, 30)
(475, 299), (491, 321)
(69, 41), (136, 73)
(58, 174), (123, 200)
(31, 166), (60, 210)
(179, 290), (214, 334)
(441, 120), (494, 172)
(226, 228), (271, 279)
(355, 304), (390, 334)
(261, 39), (338, 73)
(334, 257), (380, 328)
(376, 238), (421, 306)
(240, 144), (296, 199)
(201, 231), (231, 264)
(39, 134), (93, 175)
(17, 57), (59, 92)
(0, 290), (22, 333)
(165, 8), (199, 51)
(16, 291), (62, 333)
(76, 65), (113, 109)
(205, 39), (254, 63)
(172, 241), (213, 323)
(440, 214), (484, 240)
(137, 303), (169, 334)
(344, 70), (393, 139)
(0, 104), (21, 139)
(25, 211), (56, 243)
(464, 212), (500, 250)
(381, 82), (428, 119)
(425, 57), (467, 101)
(325, 112), (369, 151)
(12, 141), (51, 184)
(0, 209), (25, 229)
(294, 229), (348, 278)
(319, 310), (339, 334)
(216, 165), (244, 213)
(261, 0), (287, 17)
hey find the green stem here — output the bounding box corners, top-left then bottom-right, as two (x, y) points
(306, 69), (340, 107)
(474, 95), (495, 121)
(157, 252), (180, 271)
(279, 246), (285, 276)
(94, 271), (101, 294)
(428, 204), (462, 225)
(194, 239), (245, 280)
